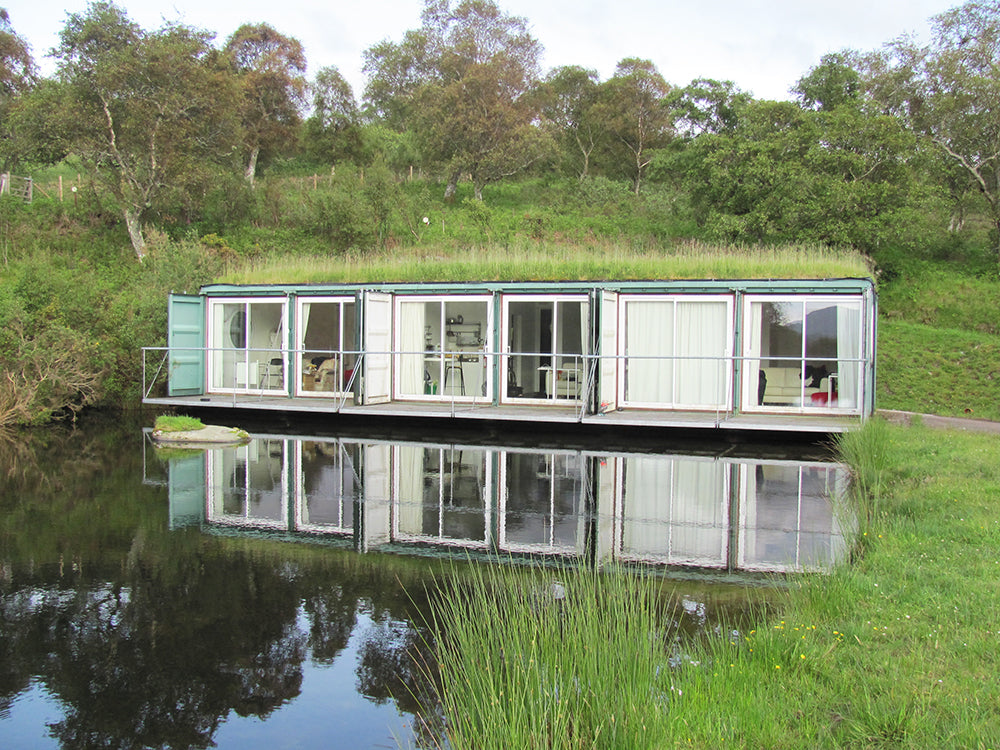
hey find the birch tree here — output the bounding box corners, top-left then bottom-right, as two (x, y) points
(48, 1), (240, 260)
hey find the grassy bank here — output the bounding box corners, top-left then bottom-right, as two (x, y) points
(429, 419), (1000, 748)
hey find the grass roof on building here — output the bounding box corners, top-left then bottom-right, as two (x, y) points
(219, 241), (874, 286)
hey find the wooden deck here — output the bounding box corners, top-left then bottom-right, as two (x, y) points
(143, 393), (859, 435)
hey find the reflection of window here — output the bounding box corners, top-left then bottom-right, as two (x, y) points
(393, 445), (489, 546)
(499, 451), (586, 554)
(618, 456), (728, 566)
(207, 441), (288, 529)
(738, 463), (849, 572)
(744, 297), (862, 412)
(296, 440), (360, 533)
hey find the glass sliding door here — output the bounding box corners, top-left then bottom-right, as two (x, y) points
(394, 296), (492, 402)
(502, 295), (588, 404)
(297, 297), (357, 397)
(742, 296), (864, 413)
(619, 295), (732, 410)
(208, 298), (287, 393)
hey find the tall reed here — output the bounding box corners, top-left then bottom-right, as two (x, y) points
(430, 561), (696, 749)
(834, 416), (892, 529)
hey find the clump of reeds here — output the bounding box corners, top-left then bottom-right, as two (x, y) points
(834, 417), (891, 519)
(429, 561), (690, 749)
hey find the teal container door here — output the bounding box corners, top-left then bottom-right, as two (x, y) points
(168, 293), (206, 396)
(168, 452), (207, 528)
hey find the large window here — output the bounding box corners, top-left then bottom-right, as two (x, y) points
(296, 297), (357, 397)
(395, 296), (492, 401)
(619, 295), (732, 410)
(208, 298), (287, 393)
(742, 296), (863, 413)
(502, 296), (588, 404)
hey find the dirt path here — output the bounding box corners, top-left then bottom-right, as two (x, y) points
(877, 409), (1000, 434)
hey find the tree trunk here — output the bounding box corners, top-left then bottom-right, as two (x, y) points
(124, 208), (146, 261)
(444, 170), (460, 202)
(244, 147), (260, 185)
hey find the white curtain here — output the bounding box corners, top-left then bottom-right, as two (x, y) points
(625, 301), (674, 404)
(395, 446), (426, 536)
(670, 459), (727, 565)
(676, 301), (728, 407)
(745, 302), (764, 408)
(836, 303), (861, 409)
(299, 303), (312, 379)
(622, 456), (672, 557)
(399, 302), (426, 396)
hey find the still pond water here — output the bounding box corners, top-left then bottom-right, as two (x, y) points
(0, 416), (851, 749)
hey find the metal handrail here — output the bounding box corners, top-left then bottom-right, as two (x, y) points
(143, 345), (866, 416)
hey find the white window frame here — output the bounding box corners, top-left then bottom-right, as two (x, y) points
(392, 294), (494, 403)
(617, 294), (734, 411)
(500, 294), (590, 405)
(206, 296), (289, 395)
(295, 295), (357, 398)
(741, 294), (865, 415)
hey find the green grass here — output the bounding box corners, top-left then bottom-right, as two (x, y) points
(153, 415), (205, 432)
(876, 319), (1000, 420)
(429, 420), (1000, 748)
(219, 239), (872, 285)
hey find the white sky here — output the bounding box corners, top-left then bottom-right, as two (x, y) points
(10, 0), (958, 101)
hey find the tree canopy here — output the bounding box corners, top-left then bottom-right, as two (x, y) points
(2, 0), (998, 262)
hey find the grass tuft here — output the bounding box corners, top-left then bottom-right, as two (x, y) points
(153, 415), (205, 433)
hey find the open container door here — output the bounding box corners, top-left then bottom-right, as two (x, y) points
(600, 290), (618, 412)
(167, 293), (205, 396)
(363, 291), (392, 404)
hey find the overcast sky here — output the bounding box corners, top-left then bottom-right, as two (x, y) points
(11, 0), (959, 101)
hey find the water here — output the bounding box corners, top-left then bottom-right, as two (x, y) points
(0, 416), (852, 749)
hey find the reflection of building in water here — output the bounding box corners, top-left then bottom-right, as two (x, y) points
(163, 432), (852, 574)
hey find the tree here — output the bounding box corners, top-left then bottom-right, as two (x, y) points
(794, 52), (861, 112)
(363, 0), (545, 200)
(225, 23), (307, 184)
(865, 1), (1000, 264)
(43, 1), (240, 259)
(303, 66), (362, 165)
(670, 78), (752, 137)
(682, 98), (919, 249)
(0, 8), (38, 170)
(592, 58), (672, 194)
(0, 8), (35, 99)
(537, 65), (601, 179)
